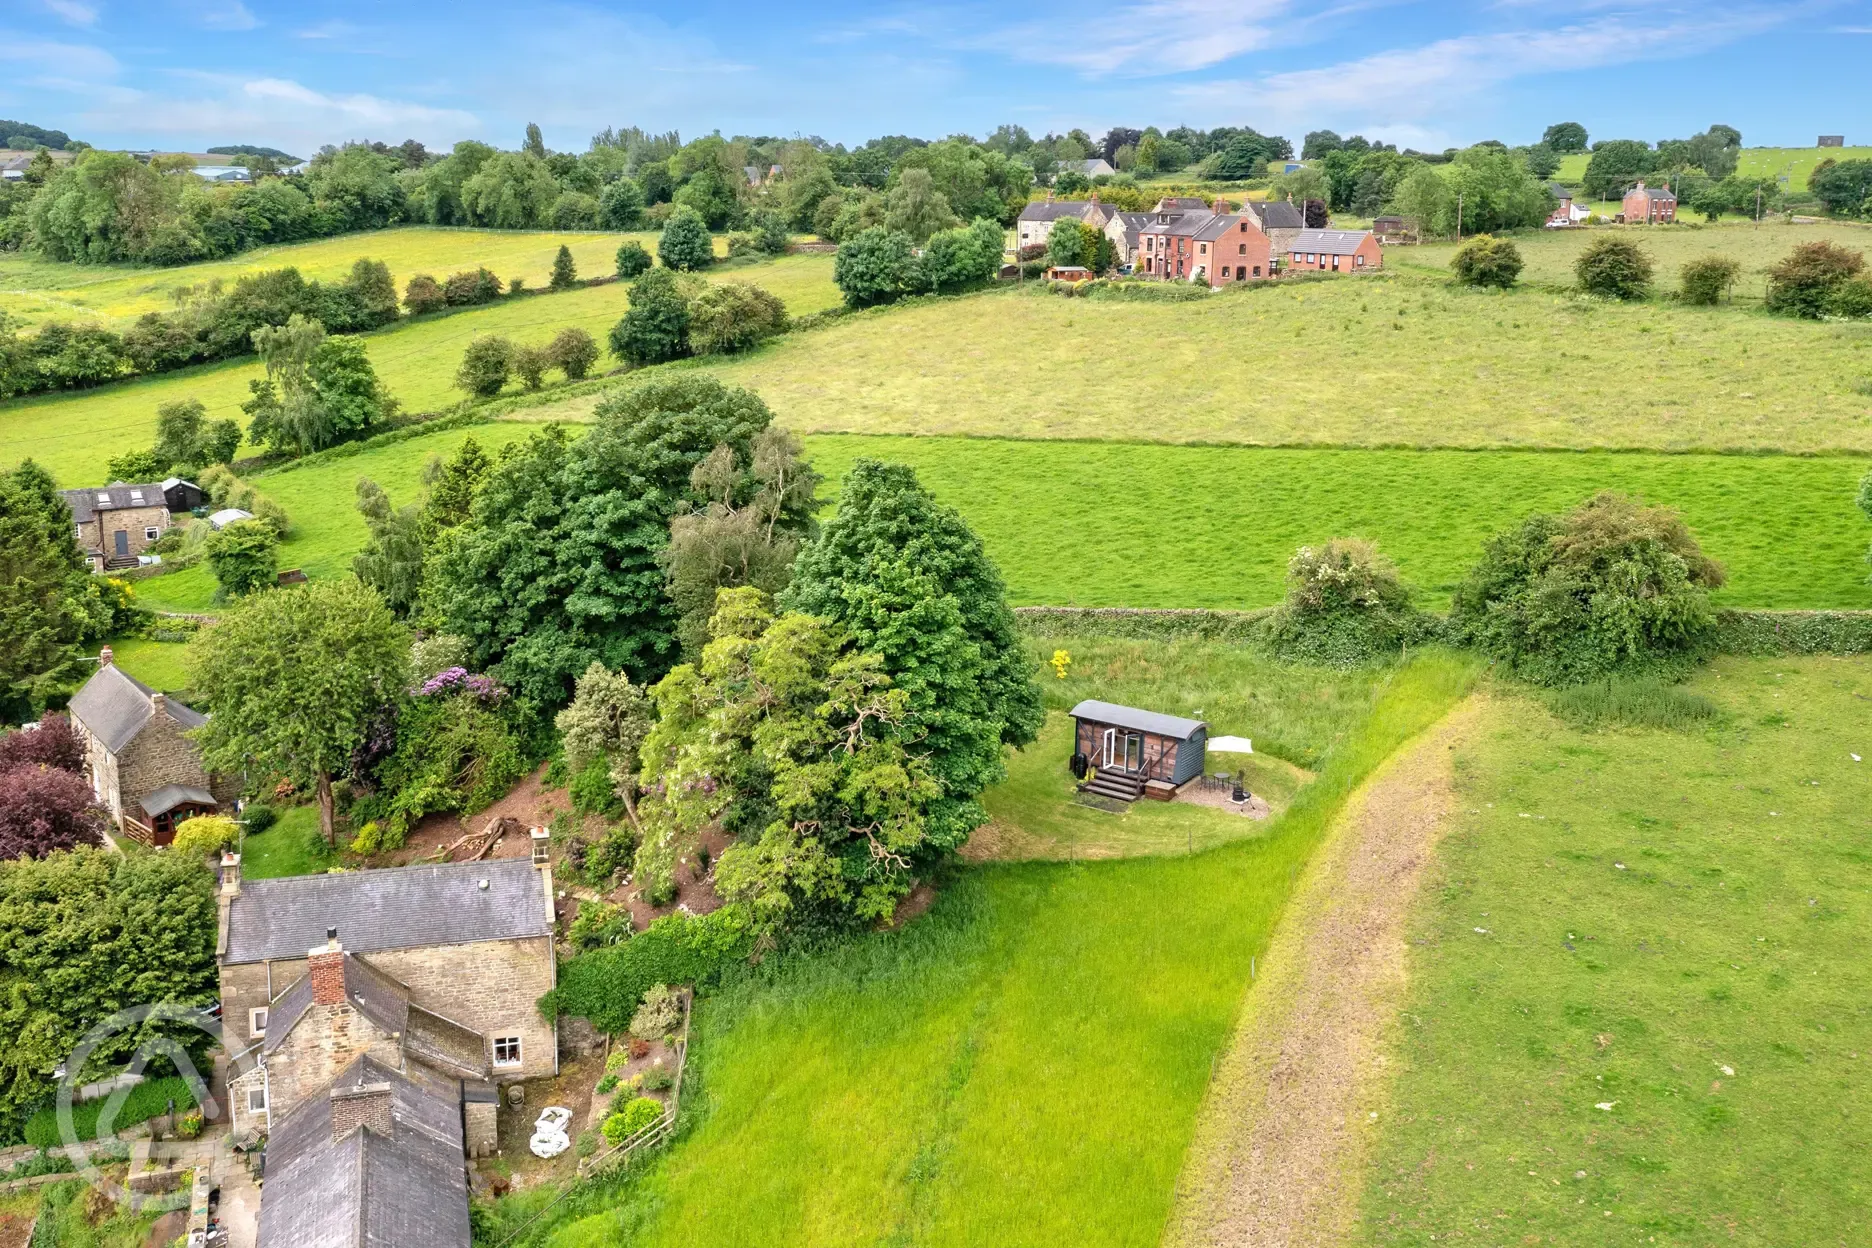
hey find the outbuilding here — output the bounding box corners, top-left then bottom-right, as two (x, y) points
(1068, 700), (1208, 801)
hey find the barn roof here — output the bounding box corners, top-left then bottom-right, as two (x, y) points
(1290, 229), (1373, 256)
(1018, 199), (1092, 222)
(1069, 700), (1207, 740)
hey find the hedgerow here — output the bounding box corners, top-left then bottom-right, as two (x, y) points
(544, 906), (755, 1032)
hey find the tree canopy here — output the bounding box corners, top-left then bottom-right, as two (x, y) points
(0, 461), (108, 720)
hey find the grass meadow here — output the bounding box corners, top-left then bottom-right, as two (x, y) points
(1400, 219), (1872, 300)
(523, 278), (1872, 455)
(488, 651), (1478, 1248)
(1550, 148), (1872, 192)
(0, 226), (698, 329)
(0, 252), (838, 486)
(1364, 657), (1872, 1244)
(117, 425), (1872, 614)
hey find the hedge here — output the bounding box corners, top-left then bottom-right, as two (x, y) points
(22, 1075), (200, 1148)
(1709, 609), (1872, 656)
(545, 906), (754, 1033)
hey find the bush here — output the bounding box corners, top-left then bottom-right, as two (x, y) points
(511, 343), (548, 391)
(607, 266), (690, 366)
(642, 1064), (674, 1092)
(833, 226), (915, 307)
(614, 241), (652, 278)
(349, 820), (388, 855)
(1765, 240), (1864, 318)
(1827, 275), (1872, 318)
(106, 449), (164, 481)
(1449, 492), (1726, 686)
(443, 268), (504, 306)
(629, 983), (681, 1041)
(22, 1076), (200, 1147)
(568, 756), (621, 816)
(402, 275), (445, 314)
(575, 1129), (599, 1158)
(204, 520), (278, 597)
(456, 336), (513, 397)
(242, 802), (277, 833)
(546, 907), (753, 1031)
(595, 1073), (619, 1094)
(570, 900), (632, 952)
(599, 178), (646, 230)
(1545, 674), (1724, 731)
(1449, 235), (1523, 288)
(549, 244), (578, 290)
(749, 208), (790, 256)
(1575, 235), (1653, 300)
(686, 282), (789, 355)
(601, 1096), (665, 1144)
(581, 824), (636, 887)
(658, 206), (714, 271)
(604, 1048), (632, 1075)
(546, 326), (600, 380)
(170, 814), (239, 858)
(1679, 255), (1741, 305)
(1263, 538), (1432, 666)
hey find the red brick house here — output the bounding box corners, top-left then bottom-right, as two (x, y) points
(1284, 229), (1382, 273)
(1192, 214), (1272, 286)
(1622, 181), (1676, 223)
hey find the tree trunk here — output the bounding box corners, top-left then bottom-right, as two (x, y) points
(317, 772), (335, 846)
(619, 783), (645, 838)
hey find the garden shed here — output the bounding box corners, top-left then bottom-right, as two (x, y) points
(1069, 700), (1208, 801)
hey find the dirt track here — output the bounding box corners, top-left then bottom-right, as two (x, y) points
(1163, 696), (1487, 1248)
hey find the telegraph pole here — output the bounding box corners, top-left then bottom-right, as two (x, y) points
(1455, 192), (1463, 243)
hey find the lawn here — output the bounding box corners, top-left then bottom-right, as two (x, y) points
(0, 226), (700, 329)
(127, 427), (1872, 615)
(490, 652), (1477, 1248)
(101, 634), (192, 693)
(131, 420), (546, 613)
(521, 277), (1872, 455)
(1363, 656), (1872, 1244)
(0, 251), (839, 486)
(1398, 219), (1872, 301)
(239, 805), (334, 880)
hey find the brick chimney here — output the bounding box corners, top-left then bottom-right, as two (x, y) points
(1214, 197), (1230, 215)
(1044, 189), (1054, 202)
(149, 691), (165, 719)
(308, 928), (345, 1005)
(330, 1082), (394, 1141)
(530, 826), (550, 867)
(99, 646), (114, 667)
(220, 851), (241, 899)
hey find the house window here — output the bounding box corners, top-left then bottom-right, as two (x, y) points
(493, 1035), (523, 1066)
(248, 1085), (267, 1114)
(1253, 265), (1262, 277)
(1198, 243), (1206, 254)
(144, 527), (160, 541)
(249, 1006), (268, 1038)
(1238, 243), (1246, 255)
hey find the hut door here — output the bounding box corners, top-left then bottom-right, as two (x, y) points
(1124, 734), (1144, 773)
(1100, 729), (1116, 768)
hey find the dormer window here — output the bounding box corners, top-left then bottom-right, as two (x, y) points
(129, 490), (144, 503)
(96, 493), (110, 505)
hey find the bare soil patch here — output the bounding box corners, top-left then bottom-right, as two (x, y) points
(387, 763), (604, 866)
(1163, 695), (1488, 1248)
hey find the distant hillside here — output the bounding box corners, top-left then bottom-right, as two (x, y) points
(207, 145), (301, 162)
(0, 120), (73, 151)
(1552, 145), (1872, 193)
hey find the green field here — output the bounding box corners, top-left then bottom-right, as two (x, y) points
(1552, 147), (1872, 192)
(518, 278), (1872, 455)
(119, 425), (1872, 615)
(1365, 657), (1872, 1243)
(490, 652), (1475, 1248)
(0, 226), (695, 329)
(101, 634), (192, 692)
(0, 253), (838, 486)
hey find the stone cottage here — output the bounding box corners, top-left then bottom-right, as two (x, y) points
(66, 648), (234, 845)
(60, 479), (198, 573)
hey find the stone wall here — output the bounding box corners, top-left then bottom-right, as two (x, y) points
(374, 934), (558, 1081)
(117, 702), (214, 814)
(263, 1002), (399, 1122)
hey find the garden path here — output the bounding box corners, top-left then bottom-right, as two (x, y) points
(1161, 694), (1489, 1248)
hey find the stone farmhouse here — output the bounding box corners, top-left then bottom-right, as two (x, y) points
(60, 478), (202, 573)
(1622, 181), (1677, 224)
(67, 648), (233, 845)
(218, 850), (558, 1246)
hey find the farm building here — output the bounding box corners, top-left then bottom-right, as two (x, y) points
(1284, 229), (1382, 273)
(1045, 265), (1094, 282)
(1622, 181), (1676, 224)
(1069, 700), (1208, 803)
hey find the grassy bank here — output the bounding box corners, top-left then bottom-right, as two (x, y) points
(1363, 656), (1872, 1244)
(0, 252), (838, 485)
(487, 652), (1477, 1247)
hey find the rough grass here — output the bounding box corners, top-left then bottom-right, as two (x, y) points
(126, 427), (1872, 615)
(492, 652), (1477, 1248)
(516, 275), (1872, 454)
(1543, 674), (1725, 731)
(1399, 219), (1872, 301)
(0, 252), (838, 486)
(0, 226), (699, 329)
(1551, 148), (1872, 192)
(21, 1075), (199, 1147)
(131, 420), (545, 613)
(1363, 656), (1872, 1244)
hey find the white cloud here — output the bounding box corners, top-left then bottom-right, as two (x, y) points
(74, 77), (476, 151)
(0, 34), (119, 83)
(42, 0), (99, 27)
(296, 19), (361, 40)
(1174, 9), (1795, 134)
(187, 1), (259, 31)
(994, 0), (1295, 75)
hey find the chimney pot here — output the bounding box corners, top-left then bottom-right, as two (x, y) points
(531, 826), (550, 867)
(99, 646), (114, 667)
(220, 852), (241, 897)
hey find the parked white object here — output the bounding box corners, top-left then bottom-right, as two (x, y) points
(207, 507), (254, 530)
(1208, 735), (1254, 754)
(529, 1105), (573, 1158)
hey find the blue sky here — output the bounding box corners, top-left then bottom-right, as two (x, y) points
(2, 0), (1868, 156)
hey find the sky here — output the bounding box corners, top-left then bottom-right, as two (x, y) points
(2, 0), (1869, 157)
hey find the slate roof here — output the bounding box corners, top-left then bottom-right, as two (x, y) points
(1155, 197), (1210, 211)
(1139, 210), (1218, 239)
(1628, 183), (1676, 201)
(1017, 199), (1092, 223)
(60, 482), (168, 525)
(223, 859), (552, 965)
(1194, 214), (1266, 243)
(262, 953), (411, 1056)
(256, 1054), (470, 1248)
(1070, 700), (1208, 741)
(68, 662), (205, 755)
(1290, 229), (1374, 256)
(406, 1006), (491, 1080)
(1249, 199), (1305, 230)
(139, 783), (215, 817)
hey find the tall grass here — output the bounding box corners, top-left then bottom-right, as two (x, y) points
(1544, 674), (1724, 730)
(494, 651), (1479, 1247)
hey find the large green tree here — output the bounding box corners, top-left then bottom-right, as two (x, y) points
(0, 461), (104, 719)
(188, 580), (408, 843)
(1582, 139), (1657, 199)
(241, 315), (394, 455)
(0, 848), (218, 1133)
(425, 376), (804, 706)
(783, 460), (1042, 851)
(353, 478), (426, 615)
